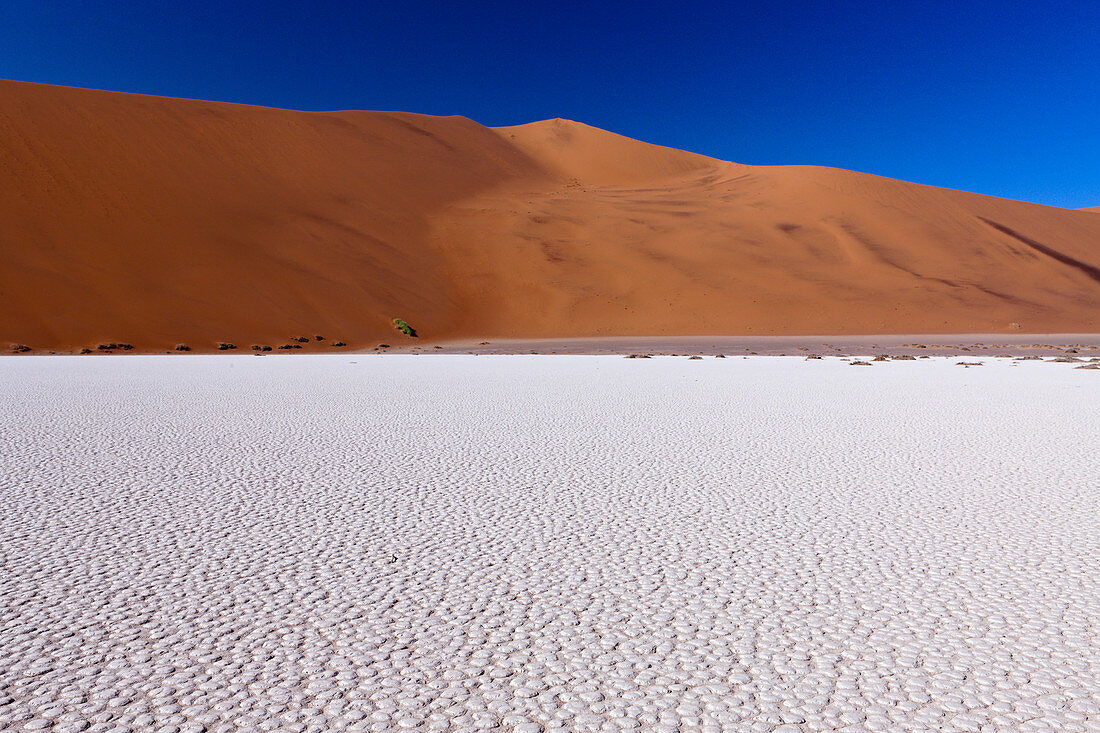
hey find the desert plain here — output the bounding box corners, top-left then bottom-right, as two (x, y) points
(2, 354), (1099, 732)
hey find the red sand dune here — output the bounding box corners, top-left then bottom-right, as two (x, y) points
(2, 79), (1099, 352)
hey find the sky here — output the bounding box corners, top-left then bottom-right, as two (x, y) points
(2, 1), (1098, 208)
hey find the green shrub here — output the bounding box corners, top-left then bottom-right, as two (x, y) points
(392, 318), (417, 337)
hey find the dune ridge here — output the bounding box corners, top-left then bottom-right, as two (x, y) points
(2, 79), (1099, 352)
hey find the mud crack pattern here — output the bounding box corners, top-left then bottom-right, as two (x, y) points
(1, 355), (1099, 732)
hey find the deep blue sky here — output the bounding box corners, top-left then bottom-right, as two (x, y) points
(3, 1), (1098, 207)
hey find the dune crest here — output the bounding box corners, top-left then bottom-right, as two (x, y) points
(2, 79), (1098, 351)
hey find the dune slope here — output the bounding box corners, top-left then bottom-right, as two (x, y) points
(2, 80), (1099, 351)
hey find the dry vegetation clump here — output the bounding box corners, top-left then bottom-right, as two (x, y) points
(10, 344), (31, 353)
(174, 344), (191, 351)
(850, 360), (872, 366)
(332, 341), (346, 347)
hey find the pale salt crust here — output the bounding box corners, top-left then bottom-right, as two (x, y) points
(1, 355), (1098, 733)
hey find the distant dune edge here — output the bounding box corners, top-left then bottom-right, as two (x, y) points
(2, 79), (1099, 352)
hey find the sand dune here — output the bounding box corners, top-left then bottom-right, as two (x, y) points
(2, 79), (1099, 351)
